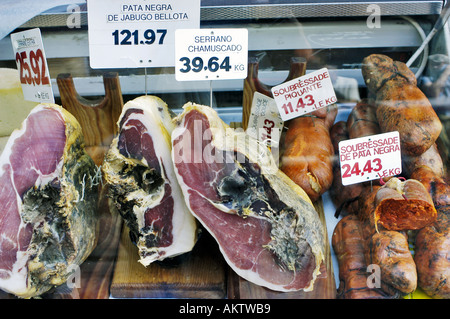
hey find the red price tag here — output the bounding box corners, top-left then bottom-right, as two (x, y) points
(260, 119), (276, 143)
(338, 132), (402, 186)
(246, 92), (283, 149)
(10, 28), (54, 103)
(15, 49), (51, 86)
(341, 158), (383, 178)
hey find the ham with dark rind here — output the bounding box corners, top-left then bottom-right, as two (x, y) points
(102, 96), (197, 266)
(0, 103), (98, 298)
(171, 103), (326, 292)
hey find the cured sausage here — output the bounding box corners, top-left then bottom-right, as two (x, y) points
(281, 116), (334, 202)
(414, 224), (450, 299)
(346, 99), (380, 139)
(402, 143), (445, 178)
(373, 177), (437, 231)
(361, 54), (416, 93)
(410, 165), (450, 299)
(358, 184), (417, 296)
(310, 103), (339, 129)
(365, 230), (417, 295)
(332, 215), (389, 299)
(362, 54), (442, 156)
(410, 165), (450, 211)
(357, 185), (383, 239)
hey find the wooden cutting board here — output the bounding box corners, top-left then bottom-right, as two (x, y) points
(110, 226), (227, 299)
(109, 197), (335, 299)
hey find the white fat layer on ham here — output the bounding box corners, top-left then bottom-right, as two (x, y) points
(0, 250), (31, 296)
(32, 160), (63, 189)
(112, 96), (197, 265)
(0, 110), (30, 177)
(129, 186), (165, 231)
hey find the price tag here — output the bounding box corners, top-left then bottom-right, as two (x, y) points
(175, 28), (248, 81)
(10, 28), (54, 103)
(246, 92), (283, 149)
(271, 68), (337, 121)
(338, 131), (402, 186)
(87, 0), (200, 68)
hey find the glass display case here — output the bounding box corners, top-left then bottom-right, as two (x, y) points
(0, 0), (448, 302)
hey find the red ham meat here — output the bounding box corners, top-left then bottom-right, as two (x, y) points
(0, 104), (98, 298)
(171, 103), (326, 292)
(102, 96), (197, 266)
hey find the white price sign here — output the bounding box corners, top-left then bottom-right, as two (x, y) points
(271, 68), (337, 121)
(87, 0), (200, 68)
(246, 92), (283, 148)
(10, 28), (54, 103)
(175, 28), (248, 81)
(338, 131), (402, 186)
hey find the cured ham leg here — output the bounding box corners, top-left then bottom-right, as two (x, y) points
(0, 104), (98, 298)
(102, 96), (197, 266)
(171, 103), (326, 292)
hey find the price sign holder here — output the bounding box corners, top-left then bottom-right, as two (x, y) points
(271, 68), (337, 122)
(338, 131), (402, 186)
(10, 28), (54, 103)
(87, 0), (201, 69)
